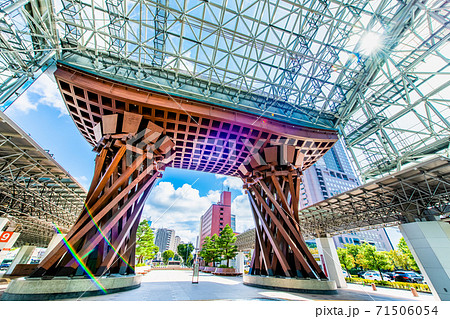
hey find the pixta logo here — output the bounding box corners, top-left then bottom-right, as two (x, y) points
(125, 129), (174, 169)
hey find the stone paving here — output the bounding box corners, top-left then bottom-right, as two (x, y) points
(69, 270), (435, 301)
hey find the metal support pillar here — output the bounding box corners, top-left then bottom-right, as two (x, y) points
(399, 221), (450, 301)
(316, 236), (347, 288)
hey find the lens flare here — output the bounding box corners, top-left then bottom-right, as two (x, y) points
(84, 203), (134, 272)
(360, 31), (383, 55)
(53, 223), (107, 294)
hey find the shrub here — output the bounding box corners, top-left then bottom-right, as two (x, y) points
(135, 263), (146, 267)
(345, 277), (430, 292)
(217, 265), (234, 268)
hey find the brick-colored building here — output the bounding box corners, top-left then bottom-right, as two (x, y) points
(199, 191), (231, 248)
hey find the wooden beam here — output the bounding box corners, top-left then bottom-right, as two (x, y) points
(249, 198), (271, 275)
(252, 185), (314, 277)
(248, 192), (291, 277)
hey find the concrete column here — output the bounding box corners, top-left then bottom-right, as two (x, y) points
(0, 232), (20, 261)
(399, 221), (450, 301)
(316, 236), (347, 288)
(236, 251), (245, 274)
(5, 245), (36, 275)
(41, 233), (65, 260)
(0, 218), (8, 231)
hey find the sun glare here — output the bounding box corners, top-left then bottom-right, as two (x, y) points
(359, 31), (383, 55)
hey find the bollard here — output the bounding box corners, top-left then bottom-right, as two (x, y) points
(371, 283), (377, 291)
(411, 287), (419, 297)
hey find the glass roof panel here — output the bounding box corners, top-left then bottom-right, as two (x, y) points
(0, 0), (448, 180)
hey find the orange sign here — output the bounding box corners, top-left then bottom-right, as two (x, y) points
(0, 231), (13, 243)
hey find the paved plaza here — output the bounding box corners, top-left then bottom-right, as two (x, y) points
(57, 270), (434, 302)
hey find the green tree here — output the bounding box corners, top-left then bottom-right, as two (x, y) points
(386, 250), (399, 270)
(344, 244), (364, 269)
(359, 243), (390, 279)
(199, 235), (221, 266)
(177, 243), (194, 266)
(337, 247), (355, 274)
(199, 236), (214, 266)
(162, 250), (175, 265)
(210, 234), (222, 266)
(217, 224), (238, 267)
(135, 220), (159, 264)
(386, 249), (413, 271)
(397, 238), (419, 271)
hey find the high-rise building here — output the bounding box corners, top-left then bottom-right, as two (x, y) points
(333, 229), (394, 251)
(199, 191), (231, 248)
(173, 235), (181, 252)
(231, 214), (236, 232)
(300, 139), (360, 207)
(154, 228), (175, 253)
(302, 140), (394, 251)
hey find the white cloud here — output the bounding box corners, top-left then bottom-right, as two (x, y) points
(34, 72), (68, 116)
(223, 176), (244, 191)
(9, 69), (68, 116)
(12, 89), (37, 114)
(143, 182), (221, 244)
(142, 181), (254, 245)
(215, 174), (244, 192)
(231, 193), (254, 233)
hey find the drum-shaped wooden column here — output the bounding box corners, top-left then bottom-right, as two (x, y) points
(239, 144), (327, 279)
(30, 114), (174, 278)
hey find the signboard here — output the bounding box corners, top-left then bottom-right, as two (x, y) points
(0, 231), (14, 243)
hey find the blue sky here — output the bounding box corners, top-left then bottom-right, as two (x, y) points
(5, 70), (254, 244)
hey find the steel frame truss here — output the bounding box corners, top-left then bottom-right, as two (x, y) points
(0, 0), (56, 109)
(0, 111), (86, 246)
(0, 0), (449, 180)
(298, 156), (450, 237)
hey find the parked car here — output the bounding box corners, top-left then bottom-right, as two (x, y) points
(342, 269), (350, 277)
(357, 271), (366, 278)
(0, 259), (13, 270)
(361, 271), (391, 281)
(382, 272), (395, 281)
(394, 271), (424, 283)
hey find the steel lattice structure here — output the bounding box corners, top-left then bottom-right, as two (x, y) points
(299, 156), (450, 237)
(0, 111), (86, 246)
(0, 0), (449, 181)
